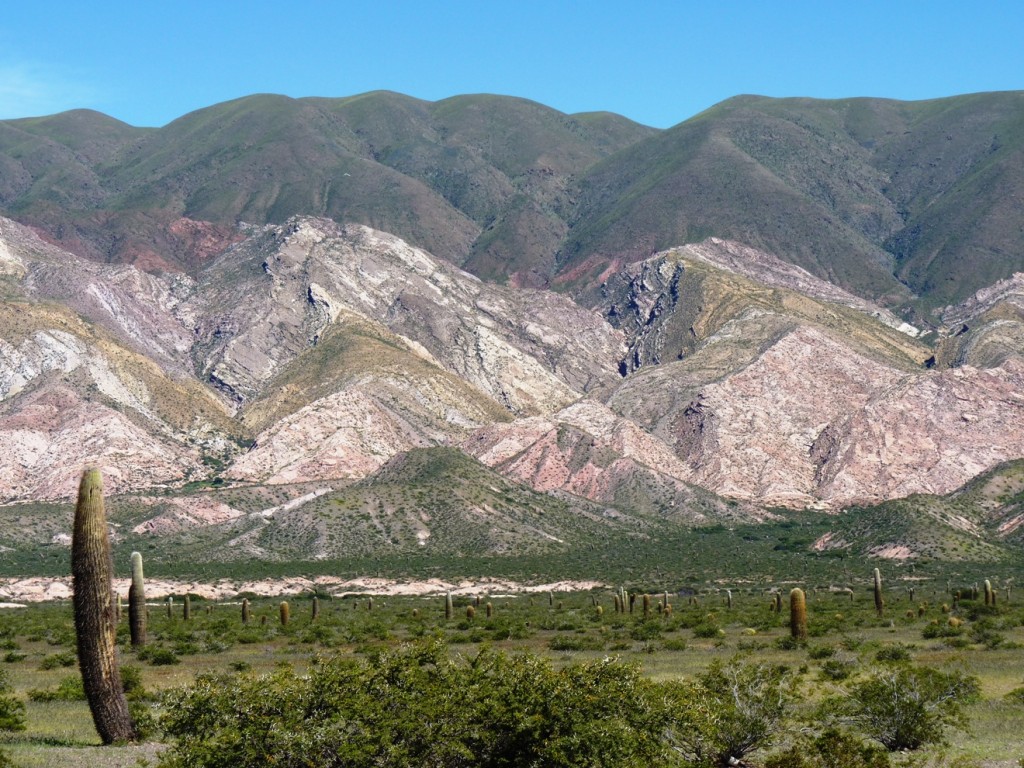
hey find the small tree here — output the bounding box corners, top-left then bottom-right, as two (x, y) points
(841, 665), (979, 751)
(666, 659), (795, 767)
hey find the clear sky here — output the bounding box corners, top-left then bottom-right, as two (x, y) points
(1, 1), (1021, 129)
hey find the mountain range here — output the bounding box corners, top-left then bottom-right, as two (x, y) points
(2, 90), (1024, 568)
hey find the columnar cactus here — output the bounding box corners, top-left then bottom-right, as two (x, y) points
(614, 595), (622, 613)
(166, 596), (173, 620)
(128, 552), (146, 648)
(873, 568), (884, 617)
(279, 601), (290, 626)
(726, 589), (733, 610)
(466, 605), (476, 620)
(789, 588), (807, 641)
(241, 598), (250, 624)
(445, 592), (453, 620)
(312, 596), (320, 621)
(367, 596), (374, 611)
(486, 602), (493, 618)
(642, 594), (651, 617)
(71, 468), (137, 744)
(183, 595), (191, 621)
(984, 579), (993, 606)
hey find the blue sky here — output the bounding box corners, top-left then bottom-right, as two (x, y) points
(1, 1), (1021, 128)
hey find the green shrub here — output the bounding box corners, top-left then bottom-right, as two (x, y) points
(630, 620), (663, 641)
(807, 645), (836, 660)
(38, 651), (76, 670)
(158, 641), (675, 768)
(27, 675), (85, 702)
(138, 646), (181, 666)
(0, 671), (25, 732)
(548, 634), (605, 651)
(765, 728), (891, 768)
(820, 658), (856, 681)
(691, 622), (722, 639)
(874, 644), (912, 663)
(664, 658), (795, 767)
(839, 665), (980, 751)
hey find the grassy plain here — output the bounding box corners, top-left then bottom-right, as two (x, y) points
(0, 583), (1023, 767)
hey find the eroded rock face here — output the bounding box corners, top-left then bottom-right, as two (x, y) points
(461, 400), (758, 521)
(4, 210), (1024, 518)
(228, 371), (501, 485)
(610, 324), (1024, 507)
(187, 218), (625, 415)
(0, 386), (201, 500)
(818, 359), (1024, 504)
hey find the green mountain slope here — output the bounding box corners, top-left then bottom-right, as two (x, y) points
(821, 460), (1024, 562)
(562, 91), (1024, 310)
(0, 92), (655, 279)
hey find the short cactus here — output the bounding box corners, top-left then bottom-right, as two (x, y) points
(279, 601), (290, 626)
(466, 605), (476, 620)
(485, 602), (493, 618)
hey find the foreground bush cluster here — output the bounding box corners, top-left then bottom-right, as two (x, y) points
(156, 640), (977, 768)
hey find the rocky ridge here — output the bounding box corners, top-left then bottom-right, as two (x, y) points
(2, 213), (1024, 557)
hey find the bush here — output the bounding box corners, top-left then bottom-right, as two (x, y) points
(38, 651), (76, 670)
(0, 671), (24, 732)
(27, 675), (85, 702)
(820, 658), (856, 682)
(158, 641), (675, 768)
(138, 646), (181, 666)
(664, 659), (795, 767)
(840, 665), (980, 751)
(765, 728), (891, 768)
(874, 644), (912, 663)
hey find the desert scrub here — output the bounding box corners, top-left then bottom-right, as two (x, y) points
(0, 670), (24, 732)
(835, 665), (980, 751)
(158, 640), (675, 768)
(662, 658), (796, 767)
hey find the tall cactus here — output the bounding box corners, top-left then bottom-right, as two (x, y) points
(789, 588), (807, 641)
(241, 598), (251, 624)
(128, 552), (146, 648)
(312, 596), (320, 622)
(279, 601), (290, 626)
(71, 468), (136, 744)
(445, 592), (453, 620)
(183, 595), (191, 621)
(873, 568), (884, 617)
(984, 579), (993, 607)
